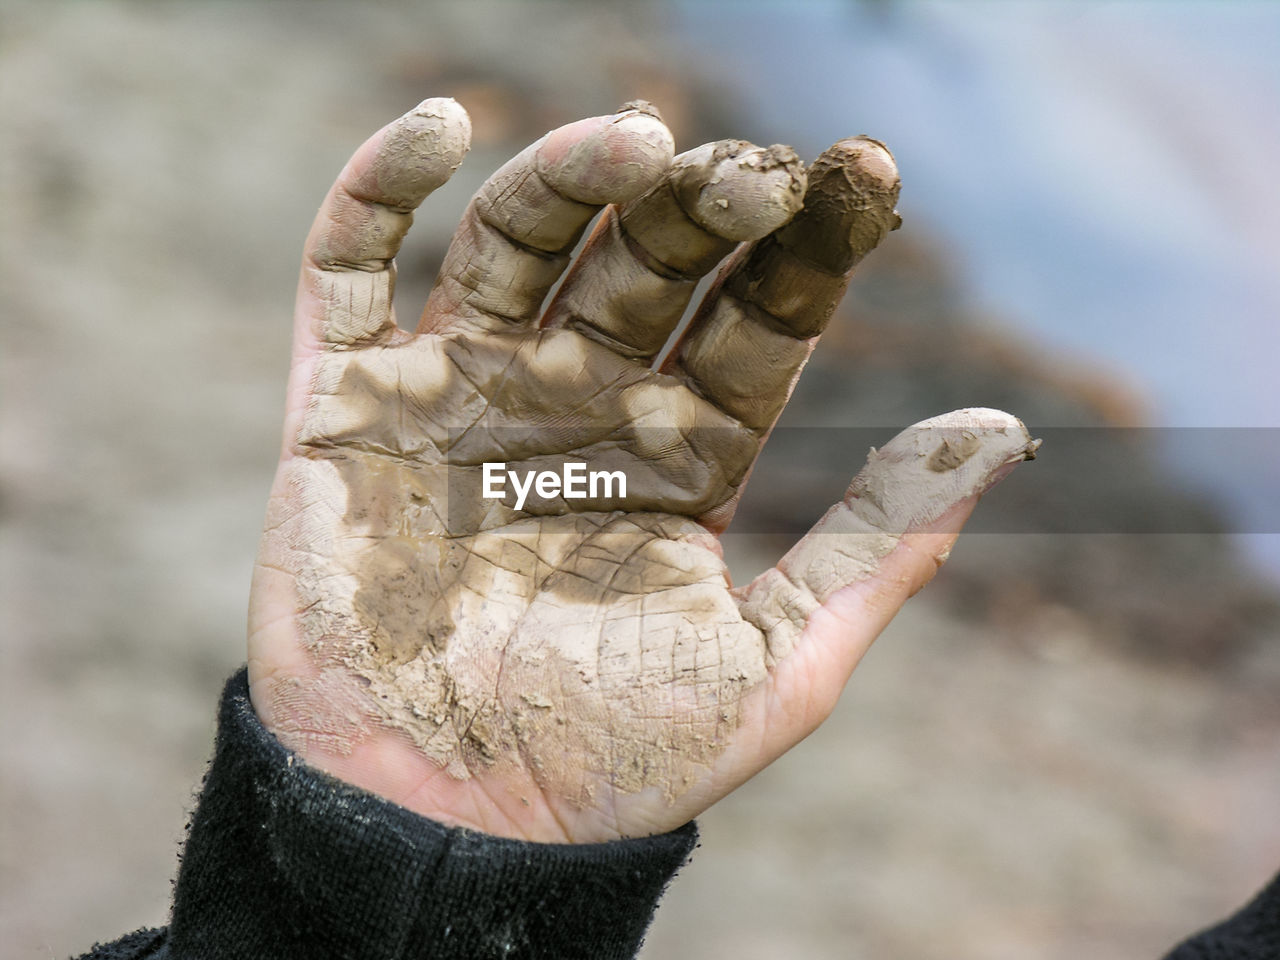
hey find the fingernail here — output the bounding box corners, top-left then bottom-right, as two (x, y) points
(615, 99), (665, 123)
(845, 407), (1038, 533)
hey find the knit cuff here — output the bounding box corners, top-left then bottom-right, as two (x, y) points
(167, 668), (697, 960)
(1163, 869), (1280, 959)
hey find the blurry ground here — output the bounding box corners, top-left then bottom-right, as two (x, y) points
(2, 3), (1277, 959)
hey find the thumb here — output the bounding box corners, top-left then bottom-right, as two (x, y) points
(735, 408), (1039, 736)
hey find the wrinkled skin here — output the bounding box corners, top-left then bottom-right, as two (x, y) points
(248, 99), (1037, 843)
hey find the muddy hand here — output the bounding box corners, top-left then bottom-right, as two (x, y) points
(247, 99), (1037, 844)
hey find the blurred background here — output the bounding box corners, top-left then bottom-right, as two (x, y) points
(2, 2), (1277, 957)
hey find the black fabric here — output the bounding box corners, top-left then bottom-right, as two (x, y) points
(76, 668), (1280, 959)
(80, 928), (166, 960)
(1165, 870), (1280, 959)
(79, 668), (697, 960)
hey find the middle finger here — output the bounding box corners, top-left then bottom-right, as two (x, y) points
(419, 104), (673, 337)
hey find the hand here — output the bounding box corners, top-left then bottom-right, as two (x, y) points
(247, 99), (1037, 844)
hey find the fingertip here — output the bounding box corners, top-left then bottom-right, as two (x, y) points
(673, 140), (808, 242)
(779, 134), (903, 273)
(345, 97), (472, 209)
(408, 96), (473, 163)
(847, 408), (1040, 534)
(537, 109), (675, 205)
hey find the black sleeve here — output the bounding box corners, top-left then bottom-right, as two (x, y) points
(1163, 870), (1280, 959)
(78, 668), (698, 960)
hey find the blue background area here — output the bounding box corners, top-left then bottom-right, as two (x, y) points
(674, 0), (1280, 571)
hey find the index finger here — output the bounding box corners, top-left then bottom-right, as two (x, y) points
(296, 98), (471, 348)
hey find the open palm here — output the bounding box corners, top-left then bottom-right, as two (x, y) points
(247, 100), (1036, 844)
